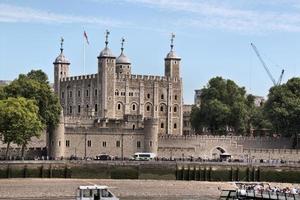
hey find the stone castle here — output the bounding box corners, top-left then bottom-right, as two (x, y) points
(50, 31), (183, 159)
(1, 31), (298, 162)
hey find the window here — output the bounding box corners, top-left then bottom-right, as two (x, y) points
(129, 92), (133, 96)
(137, 141), (141, 148)
(66, 140), (70, 147)
(87, 140), (91, 147)
(161, 123), (164, 128)
(69, 106), (72, 114)
(77, 90), (81, 97)
(149, 141), (152, 147)
(58, 141), (61, 147)
(160, 106), (164, 112)
(161, 94), (164, 100)
(147, 93), (150, 99)
(86, 105), (89, 110)
(118, 103), (121, 110)
(69, 91), (73, 98)
(102, 141), (107, 147)
(61, 92), (64, 99)
(78, 105), (81, 113)
(86, 90), (89, 97)
(133, 124), (135, 130)
(94, 89), (97, 96)
(174, 106), (177, 113)
(116, 141), (120, 147)
(132, 104), (136, 111)
(174, 95), (177, 100)
(115, 90), (119, 96)
(146, 105), (150, 111)
(174, 123), (177, 129)
(95, 104), (98, 112)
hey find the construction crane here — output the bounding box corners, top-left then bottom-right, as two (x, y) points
(251, 43), (284, 86)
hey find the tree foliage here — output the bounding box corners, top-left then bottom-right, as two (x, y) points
(4, 70), (61, 133)
(191, 77), (254, 134)
(0, 97), (43, 158)
(264, 77), (300, 137)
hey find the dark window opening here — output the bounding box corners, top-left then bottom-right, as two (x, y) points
(137, 141), (141, 148)
(161, 123), (164, 128)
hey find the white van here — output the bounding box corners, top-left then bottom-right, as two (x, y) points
(133, 152), (156, 161)
(76, 185), (119, 200)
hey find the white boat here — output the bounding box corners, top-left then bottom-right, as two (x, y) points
(76, 185), (119, 200)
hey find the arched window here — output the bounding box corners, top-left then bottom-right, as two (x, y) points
(160, 106), (164, 112)
(132, 104), (136, 111)
(173, 106), (177, 113)
(161, 94), (164, 100)
(161, 123), (164, 128)
(146, 105), (150, 111)
(147, 93), (150, 99)
(133, 124), (135, 130)
(117, 103), (121, 110)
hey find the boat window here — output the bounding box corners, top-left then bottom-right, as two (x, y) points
(101, 189), (113, 197)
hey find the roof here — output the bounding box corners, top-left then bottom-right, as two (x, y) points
(165, 50), (180, 59)
(54, 52), (70, 64)
(116, 52), (130, 64)
(99, 46), (115, 58)
(78, 185), (109, 190)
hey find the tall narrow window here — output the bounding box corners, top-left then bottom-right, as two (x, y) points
(94, 89), (97, 96)
(78, 105), (81, 113)
(161, 94), (164, 100)
(77, 90), (81, 97)
(69, 106), (72, 114)
(116, 141), (120, 147)
(174, 106), (177, 113)
(69, 91), (73, 98)
(86, 90), (89, 97)
(174, 95), (177, 100)
(66, 140), (70, 147)
(137, 141), (141, 148)
(95, 104), (98, 112)
(147, 93), (150, 99)
(132, 104), (136, 111)
(103, 141), (107, 147)
(87, 140), (91, 147)
(174, 123), (177, 129)
(146, 105), (150, 111)
(61, 92), (64, 99)
(160, 106), (164, 112)
(118, 104), (121, 110)
(161, 123), (164, 128)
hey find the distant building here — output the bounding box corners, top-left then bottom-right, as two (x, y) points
(194, 89), (202, 106)
(183, 104), (194, 135)
(0, 80), (11, 86)
(254, 96), (265, 107)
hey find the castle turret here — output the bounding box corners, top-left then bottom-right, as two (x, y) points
(98, 30), (116, 119)
(144, 118), (159, 154)
(116, 37), (131, 76)
(49, 110), (65, 159)
(53, 37), (70, 96)
(164, 33), (181, 78)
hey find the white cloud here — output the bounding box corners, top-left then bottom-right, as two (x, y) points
(0, 4), (128, 27)
(121, 0), (300, 33)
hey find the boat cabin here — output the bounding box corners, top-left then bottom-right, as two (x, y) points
(76, 185), (119, 200)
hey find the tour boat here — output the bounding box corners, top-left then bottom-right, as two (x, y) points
(76, 185), (119, 200)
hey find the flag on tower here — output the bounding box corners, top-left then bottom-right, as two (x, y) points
(84, 31), (89, 45)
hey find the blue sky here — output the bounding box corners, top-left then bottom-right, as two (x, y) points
(1, 0), (300, 104)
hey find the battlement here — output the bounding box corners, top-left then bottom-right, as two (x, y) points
(117, 74), (180, 82)
(60, 74), (97, 82)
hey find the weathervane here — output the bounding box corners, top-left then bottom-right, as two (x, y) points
(105, 29), (110, 47)
(170, 33), (175, 51)
(60, 37), (64, 53)
(121, 37), (125, 53)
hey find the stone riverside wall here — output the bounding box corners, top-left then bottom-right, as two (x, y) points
(0, 161), (300, 183)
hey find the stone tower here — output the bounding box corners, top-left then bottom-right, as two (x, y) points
(53, 37), (70, 96)
(164, 33), (181, 78)
(49, 110), (65, 159)
(98, 30), (116, 119)
(144, 118), (159, 154)
(116, 37), (131, 76)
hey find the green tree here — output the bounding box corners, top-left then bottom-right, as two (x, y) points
(264, 77), (300, 137)
(191, 77), (253, 134)
(4, 70), (61, 133)
(0, 97), (43, 159)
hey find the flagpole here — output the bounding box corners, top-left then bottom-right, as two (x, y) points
(83, 31), (86, 74)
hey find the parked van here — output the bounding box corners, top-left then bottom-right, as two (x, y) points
(133, 152), (156, 161)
